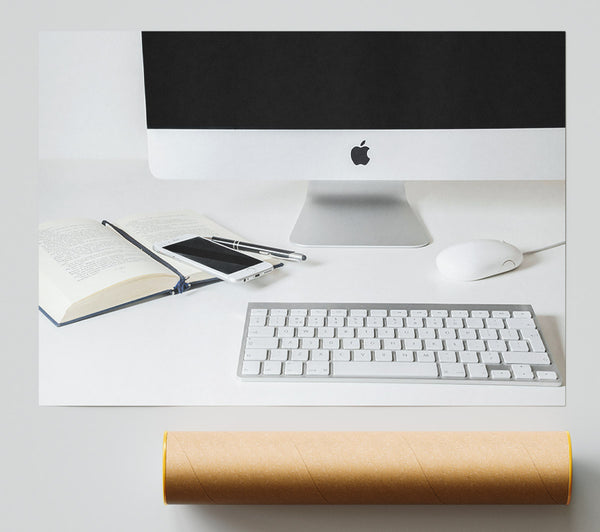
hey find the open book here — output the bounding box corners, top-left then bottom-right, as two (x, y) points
(39, 211), (282, 326)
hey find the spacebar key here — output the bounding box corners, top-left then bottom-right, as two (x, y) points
(332, 362), (438, 378)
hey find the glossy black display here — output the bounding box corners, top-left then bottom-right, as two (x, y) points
(142, 31), (565, 130)
(164, 237), (261, 274)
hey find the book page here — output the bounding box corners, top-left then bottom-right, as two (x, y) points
(113, 211), (245, 281)
(39, 219), (178, 322)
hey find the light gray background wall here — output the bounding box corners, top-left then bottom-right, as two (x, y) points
(3, 1), (600, 531)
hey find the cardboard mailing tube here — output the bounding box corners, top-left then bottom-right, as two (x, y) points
(163, 431), (572, 505)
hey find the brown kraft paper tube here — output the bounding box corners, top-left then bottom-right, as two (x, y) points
(163, 431), (572, 505)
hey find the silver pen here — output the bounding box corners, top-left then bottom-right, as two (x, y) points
(210, 237), (307, 261)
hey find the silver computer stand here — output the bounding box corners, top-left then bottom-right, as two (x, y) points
(290, 181), (431, 247)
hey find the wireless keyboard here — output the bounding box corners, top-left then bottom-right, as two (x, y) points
(237, 303), (562, 386)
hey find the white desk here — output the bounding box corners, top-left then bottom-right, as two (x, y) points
(39, 160), (565, 405)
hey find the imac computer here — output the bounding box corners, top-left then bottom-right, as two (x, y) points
(141, 32), (565, 247)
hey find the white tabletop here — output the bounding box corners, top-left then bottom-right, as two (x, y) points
(39, 160), (565, 405)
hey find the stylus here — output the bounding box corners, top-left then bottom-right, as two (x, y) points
(210, 237), (307, 261)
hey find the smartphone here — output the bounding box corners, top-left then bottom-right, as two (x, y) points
(154, 234), (274, 283)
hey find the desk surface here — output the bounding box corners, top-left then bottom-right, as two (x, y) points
(39, 160), (565, 406)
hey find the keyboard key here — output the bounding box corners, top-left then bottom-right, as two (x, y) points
(366, 316), (384, 327)
(363, 338), (381, 350)
(241, 361), (261, 375)
(520, 329), (546, 351)
(506, 318), (535, 329)
(437, 351), (456, 363)
(485, 318), (504, 329)
(248, 326), (275, 337)
(478, 328), (498, 340)
(511, 364), (534, 380)
(502, 352), (550, 365)
(430, 310), (448, 318)
(244, 349), (268, 361)
(459, 351), (478, 363)
(310, 349), (330, 361)
(246, 337), (279, 349)
(406, 317), (423, 328)
(250, 308), (268, 316)
(480, 351), (500, 364)
(280, 338), (298, 349)
(338, 327), (355, 338)
(417, 350), (435, 362)
(350, 309), (367, 317)
(383, 338), (402, 350)
(307, 316), (325, 327)
(270, 309), (288, 316)
(370, 309), (388, 317)
(445, 318), (463, 328)
(374, 350), (393, 361)
(347, 316), (364, 327)
(508, 340), (530, 352)
(450, 310), (469, 318)
(404, 339), (423, 350)
(467, 363), (488, 379)
(465, 317), (484, 329)
(306, 361), (330, 376)
(290, 308), (308, 316)
(492, 311), (511, 318)
(342, 338), (360, 349)
(417, 328), (436, 339)
(395, 350), (414, 362)
(438, 328), (457, 339)
(322, 338), (340, 349)
(512, 311), (532, 318)
(268, 316), (287, 326)
(291, 349), (309, 361)
(333, 362), (438, 378)
(425, 317), (444, 328)
(537, 370), (558, 381)
(317, 327), (335, 338)
(396, 328), (416, 339)
(487, 340), (507, 351)
(330, 309), (347, 317)
(390, 310), (408, 317)
(286, 316), (304, 327)
(410, 310), (428, 317)
(277, 326), (295, 338)
(357, 327), (375, 338)
(249, 315), (266, 326)
(491, 370), (511, 380)
(444, 339), (464, 351)
(298, 327), (315, 337)
(440, 363), (466, 378)
(385, 317), (403, 327)
(466, 339), (485, 351)
(310, 309), (328, 316)
(301, 338), (319, 349)
(458, 328), (477, 340)
(353, 350), (372, 361)
(377, 327), (395, 338)
(327, 316), (345, 327)
(332, 349), (351, 361)
(424, 338), (443, 351)
(263, 361), (282, 375)
(499, 329), (519, 340)
(284, 361), (303, 375)
(269, 349), (289, 361)
(471, 311), (489, 318)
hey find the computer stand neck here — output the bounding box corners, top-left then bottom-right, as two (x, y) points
(290, 180), (431, 247)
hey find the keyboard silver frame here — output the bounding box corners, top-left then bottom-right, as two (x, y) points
(237, 302), (563, 387)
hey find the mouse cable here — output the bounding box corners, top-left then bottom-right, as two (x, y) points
(522, 241), (566, 255)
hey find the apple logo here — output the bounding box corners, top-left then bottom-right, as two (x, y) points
(351, 140), (370, 165)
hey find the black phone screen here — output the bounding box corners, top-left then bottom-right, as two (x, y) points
(164, 237), (262, 274)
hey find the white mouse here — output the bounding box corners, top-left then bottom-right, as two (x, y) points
(436, 239), (523, 281)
